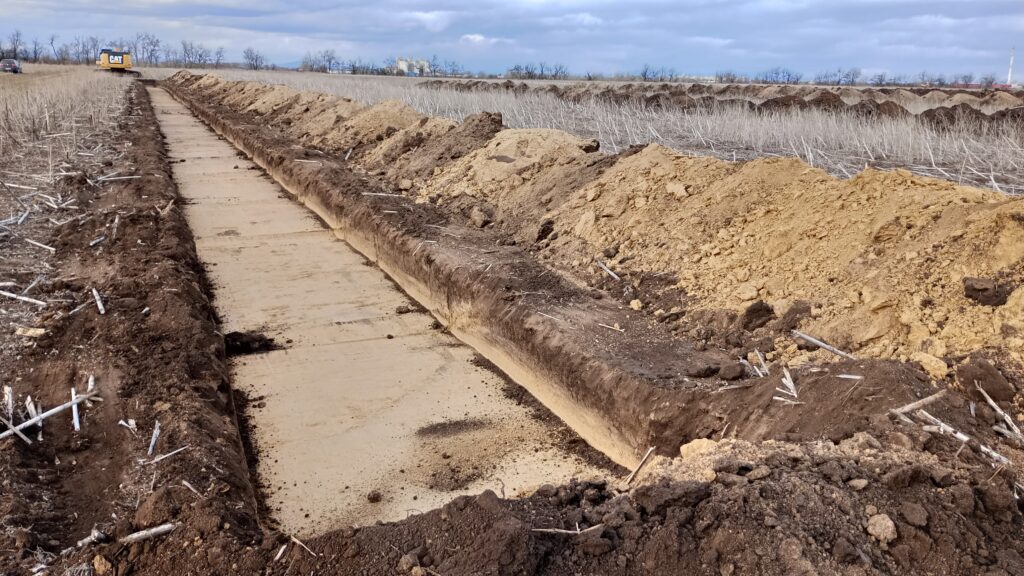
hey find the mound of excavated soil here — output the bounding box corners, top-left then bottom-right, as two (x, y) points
(167, 73), (1024, 374)
(415, 134), (1023, 366)
(269, 91), (366, 143)
(323, 99), (425, 153)
(417, 128), (602, 228)
(535, 145), (1023, 365)
(361, 116), (457, 175)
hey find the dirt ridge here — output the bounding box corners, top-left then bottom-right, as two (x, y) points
(2, 83), (261, 574)
(419, 78), (1024, 118)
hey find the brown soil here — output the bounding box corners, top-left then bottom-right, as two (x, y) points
(148, 71), (1024, 574)
(1, 83), (259, 574)
(5, 72), (1024, 575)
(348, 100), (1024, 370)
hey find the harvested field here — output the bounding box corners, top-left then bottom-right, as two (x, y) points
(1, 67), (1023, 576)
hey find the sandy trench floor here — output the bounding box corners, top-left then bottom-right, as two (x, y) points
(149, 88), (602, 536)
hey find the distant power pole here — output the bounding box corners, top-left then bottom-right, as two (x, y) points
(1010, 47), (1016, 85)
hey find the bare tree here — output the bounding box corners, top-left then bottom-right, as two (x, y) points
(137, 33), (161, 65)
(242, 47), (265, 70)
(814, 69), (841, 85)
(639, 64), (656, 82)
(771, 68), (802, 84)
(8, 30), (24, 59)
(48, 34), (60, 61)
(214, 47), (225, 68)
(122, 34), (140, 59)
(86, 36), (102, 64)
(320, 50), (338, 72)
(954, 73), (975, 86)
(443, 59), (462, 77)
(162, 45), (179, 66)
(716, 70), (748, 83)
(28, 37), (43, 62)
(840, 68), (862, 85)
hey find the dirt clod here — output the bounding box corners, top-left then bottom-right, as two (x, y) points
(964, 277), (1012, 306)
(718, 362), (746, 380)
(469, 205), (491, 228)
(900, 502), (928, 527)
(93, 555), (114, 575)
(398, 553), (420, 571)
(911, 352), (949, 380)
(957, 357), (1016, 401)
(867, 513), (898, 546)
(224, 331), (279, 356)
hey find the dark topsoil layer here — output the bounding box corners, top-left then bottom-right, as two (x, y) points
(2, 77), (1023, 575)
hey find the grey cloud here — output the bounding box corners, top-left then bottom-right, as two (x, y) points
(3, 0), (1019, 76)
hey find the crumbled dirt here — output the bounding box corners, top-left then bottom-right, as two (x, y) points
(223, 330), (280, 356)
(360, 116), (458, 176)
(367, 111), (505, 186)
(395, 131), (1024, 367)
(68, 70), (1021, 575)
(417, 128), (604, 236)
(322, 99), (425, 154)
(416, 417), (493, 438)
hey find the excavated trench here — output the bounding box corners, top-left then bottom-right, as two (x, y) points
(149, 88), (609, 537)
(158, 74), (957, 486)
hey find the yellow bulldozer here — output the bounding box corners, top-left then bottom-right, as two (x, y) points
(96, 48), (140, 76)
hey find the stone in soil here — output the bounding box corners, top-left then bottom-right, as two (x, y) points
(963, 277), (1011, 306)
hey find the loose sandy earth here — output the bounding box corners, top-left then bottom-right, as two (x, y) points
(149, 88), (601, 536)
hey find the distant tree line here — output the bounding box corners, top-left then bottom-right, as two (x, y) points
(298, 52), (466, 77)
(505, 62), (570, 80)
(0, 29), (234, 68)
(715, 67), (1005, 87)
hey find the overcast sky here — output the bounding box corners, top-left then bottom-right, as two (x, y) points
(4, 0), (1022, 76)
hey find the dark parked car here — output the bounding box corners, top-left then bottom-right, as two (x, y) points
(1, 59), (22, 73)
